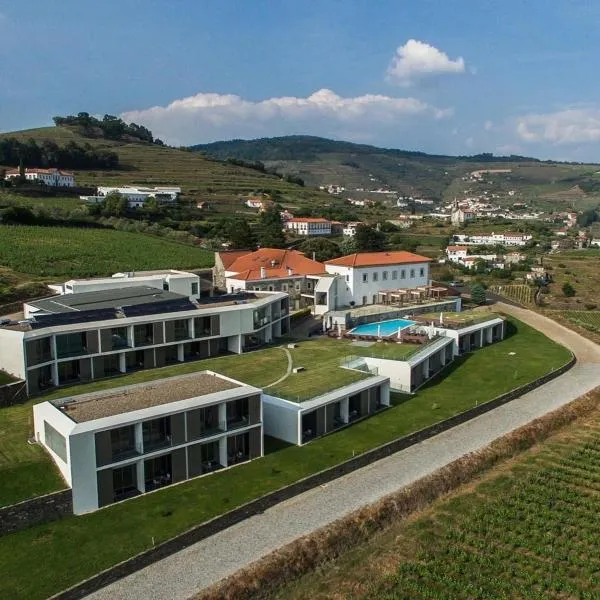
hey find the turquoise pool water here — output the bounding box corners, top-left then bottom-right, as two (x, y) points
(349, 318), (415, 337)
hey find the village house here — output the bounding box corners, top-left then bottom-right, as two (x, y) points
(81, 186), (180, 208)
(285, 217), (332, 236)
(214, 248), (325, 310)
(5, 168), (75, 187)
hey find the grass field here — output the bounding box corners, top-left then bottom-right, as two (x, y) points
(0, 317), (573, 600)
(0, 191), (84, 210)
(275, 404), (600, 600)
(0, 224), (213, 278)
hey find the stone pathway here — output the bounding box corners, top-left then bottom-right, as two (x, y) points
(84, 307), (600, 600)
(263, 347), (293, 388)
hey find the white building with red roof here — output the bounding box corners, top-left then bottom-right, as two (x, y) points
(285, 217), (332, 236)
(5, 168), (75, 187)
(446, 245), (469, 263)
(313, 251), (431, 313)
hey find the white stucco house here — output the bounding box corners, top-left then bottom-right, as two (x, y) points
(5, 168), (75, 187)
(285, 218), (332, 236)
(313, 251), (431, 314)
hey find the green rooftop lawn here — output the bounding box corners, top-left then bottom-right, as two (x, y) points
(0, 370), (17, 385)
(0, 316), (573, 600)
(418, 310), (501, 325)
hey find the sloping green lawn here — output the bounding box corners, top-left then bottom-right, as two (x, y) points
(0, 317), (572, 600)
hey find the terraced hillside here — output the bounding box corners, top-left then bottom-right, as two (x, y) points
(194, 135), (600, 208)
(0, 127), (330, 212)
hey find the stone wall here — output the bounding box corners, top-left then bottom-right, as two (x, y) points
(0, 489), (72, 536)
(0, 381), (27, 407)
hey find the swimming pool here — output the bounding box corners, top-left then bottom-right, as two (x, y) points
(349, 318), (415, 337)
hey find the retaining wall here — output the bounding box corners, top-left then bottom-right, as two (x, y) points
(0, 381), (27, 407)
(0, 489), (72, 536)
(49, 352), (576, 600)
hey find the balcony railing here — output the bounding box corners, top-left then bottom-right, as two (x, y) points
(143, 437), (172, 454)
(226, 415), (251, 431)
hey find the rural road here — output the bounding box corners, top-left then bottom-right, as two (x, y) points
(85, 305), (600, 600)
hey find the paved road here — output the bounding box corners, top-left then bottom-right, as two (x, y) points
(86, 307), (600, 600)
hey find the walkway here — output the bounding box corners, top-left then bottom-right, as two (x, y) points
(263, 347), (293, 388)
(86, 308), (600, 600)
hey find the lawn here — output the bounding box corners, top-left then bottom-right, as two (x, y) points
(0, 316), (573, 600)
(418, 309), (501, 325)
(0, 224), (214, 278)
(274, 402), (600, 599)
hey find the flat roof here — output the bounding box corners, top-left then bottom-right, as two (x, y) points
(28, 286), (188, 314)
(55, 372), (241, 423)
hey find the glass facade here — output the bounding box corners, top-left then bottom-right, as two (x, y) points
(55, 332), (87, 359)
(143, 417), (171, 453)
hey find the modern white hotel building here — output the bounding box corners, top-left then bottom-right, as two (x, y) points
(0, 287), (289, 396)
(33, 372), (263, 514)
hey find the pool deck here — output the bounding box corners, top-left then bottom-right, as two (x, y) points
(349, 318), (416, 337)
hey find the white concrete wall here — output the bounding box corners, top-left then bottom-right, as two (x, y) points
(0, 328), (26, 379)
(69, 430), (100, 514)
(32, 401), (75, 485)
(362, 358), (412, 392)
(325, 262), (429, 306)
(262, 395), (300, 444)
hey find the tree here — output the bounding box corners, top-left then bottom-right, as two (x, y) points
(298, 238), (341, 262)
(339, 236), (358, 255)
(101, 192), (128, 217)
(470, 283), (487, 305)
(354, 224), (386, 252)
(214, 217), (257, 250)
(389, 234), (418, 253)
(257, 205), (286, 248)
(562, 282), (576, 297)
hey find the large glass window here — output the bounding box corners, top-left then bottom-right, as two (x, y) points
(26, 337), (52, 366)
(194, 316), (212, 337)
(191, 282), (199, 296)
(173, 319), (190, 341)
(113, 464), (138, 501)
(200, 406), (223, 436)
(226, 398), (249, 430)
(143, 417), (171, 452)
(227, 432), (249, 464)
(109, 327), (129, 350)
(55, 332), (88, 358)
(144, 454), (172, 491)
(133, 324), (154, 347)
(110, 425), (137, 461)
(44, 421), (67, 462)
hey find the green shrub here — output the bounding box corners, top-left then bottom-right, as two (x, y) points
(562, 282), (576, 297)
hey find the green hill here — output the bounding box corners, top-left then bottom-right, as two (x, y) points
(0, 126), (330, 213)
(192, 135), (600, 208)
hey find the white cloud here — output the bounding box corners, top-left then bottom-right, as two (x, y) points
(484, 120), (494, 131)
(386, 39), (466, 87)
(516, 108), (600, 144)
(121, 88), (451, 145)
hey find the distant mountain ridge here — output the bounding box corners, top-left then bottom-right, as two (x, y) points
(191, 135), (541, 164)
(190, 135), (564, 201)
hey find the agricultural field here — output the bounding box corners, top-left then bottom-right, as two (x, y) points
(543, 250), (600, 310)
(0, 224), (213, 279)
(274, 405), (600, 600)
(488, 283), (535, 305)
(548, 310), (600, 346)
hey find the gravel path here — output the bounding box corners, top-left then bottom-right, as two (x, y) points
(263, 347), (293, 388)
(85, 307), (600, 600)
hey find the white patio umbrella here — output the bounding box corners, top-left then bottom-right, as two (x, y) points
(337, 322), (342, 338)
(377, 324), (381, 339)
(440, 312), (444, 326)
(428, 321), (435, 339)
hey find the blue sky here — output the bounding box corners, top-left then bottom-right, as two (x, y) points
(1, 0), (600, 160)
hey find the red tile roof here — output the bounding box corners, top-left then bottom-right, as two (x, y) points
(226, 248), (325, 281)
(325, 251), (431, 268)
(447, 246), (468, 251)
(217, 250), (252, 269)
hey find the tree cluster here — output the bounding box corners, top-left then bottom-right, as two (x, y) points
(0, 137), (119, 170)
(53, 112), (162, 144)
